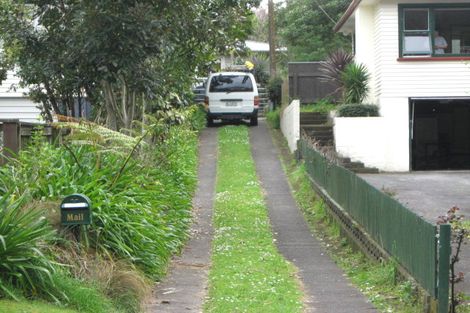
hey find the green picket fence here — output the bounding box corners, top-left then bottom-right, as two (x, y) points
(298, 138), (450, 312)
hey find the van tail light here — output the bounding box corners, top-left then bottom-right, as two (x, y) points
(204, 96), (209, 108)
(254, 96), (260, 108)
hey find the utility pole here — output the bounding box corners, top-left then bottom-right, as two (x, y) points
(268, 0), (276, 77)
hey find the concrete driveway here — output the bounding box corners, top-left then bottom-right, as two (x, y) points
(359, 171), (470, 295)
(359, 171), (470, 223)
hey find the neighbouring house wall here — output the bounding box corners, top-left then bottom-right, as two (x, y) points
(0, 71), (42, 122)
(0, 98), (42, 123)
(281, 99), (300, 153)
(220, 56), (234, 70)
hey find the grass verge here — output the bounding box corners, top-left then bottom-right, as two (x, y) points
(269, 127), (426, 313)
(204, 126), (303, 313)
(0, 300), (78, 313)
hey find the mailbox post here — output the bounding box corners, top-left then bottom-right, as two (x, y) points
(60, 194), (92, 225)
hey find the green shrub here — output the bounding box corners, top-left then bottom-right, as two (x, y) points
(0, 106), (203, 280)
(341, 63), (370, 104)
(300, 98), (336, 113)
(0, 195), (59, 301)
(337, 104), (379, 117)
(266, 108), (281, 129)
(268, 77), (283, 107)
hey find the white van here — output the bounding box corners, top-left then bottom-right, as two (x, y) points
(204, 72), (259, 126)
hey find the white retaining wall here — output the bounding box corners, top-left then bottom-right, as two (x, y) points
(280, 99), (300, 153)
(334, 113), (410, 172)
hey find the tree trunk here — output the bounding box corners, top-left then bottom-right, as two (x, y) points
(44, 81), (62, 119)
(101, 80), (118, 130)
(129, 91), (136, 127)
(268, 0), (277, 77)
(142, 93), (146, 136)
(121, 80), (129, 129)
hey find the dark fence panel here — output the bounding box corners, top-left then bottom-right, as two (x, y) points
(288, 62), (339, 104)
(299, 138), (450, 308)
(0, 120), (56, 164)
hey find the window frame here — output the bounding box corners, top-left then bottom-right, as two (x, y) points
(398, 3), (470, 58)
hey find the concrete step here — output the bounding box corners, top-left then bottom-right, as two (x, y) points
(300, 115), (328, 120)
(300, 120), (328, 126)
(300, 113), (328, 124)
(312, 139), (334, 146)
(300, 112), (328, 118)
(304, 129), (333, 136)
(307, 135), (334, 142)
(343, 161), (365, 168)
(348, 167), (380, 174)
(300, 117), (328, 122)
(301, 125), (333, 132)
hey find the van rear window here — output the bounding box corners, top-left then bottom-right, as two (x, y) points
(209, 75), (253, 92)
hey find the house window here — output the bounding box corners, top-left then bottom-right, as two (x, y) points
(399, 4), (470, 57)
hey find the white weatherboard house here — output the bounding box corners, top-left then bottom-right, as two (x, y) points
(0, 71), (42, 122)
(334, 0), (470, 171)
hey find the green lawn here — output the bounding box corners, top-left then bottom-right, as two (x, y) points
(0, 300), (78, 313)
(204, 126), (303, 313)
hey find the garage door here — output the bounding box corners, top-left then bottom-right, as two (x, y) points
(411, 98), (470, 170)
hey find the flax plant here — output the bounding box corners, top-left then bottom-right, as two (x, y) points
(0, 195), (60, 301)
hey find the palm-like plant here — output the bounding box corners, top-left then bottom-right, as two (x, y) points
(319, 50), (354, 86)
(0, 195), (59, 300)
(341, 63), (370, 104)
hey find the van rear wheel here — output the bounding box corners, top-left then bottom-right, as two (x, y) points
(207, 117), (214, 127)
(250, 116), (258, 126)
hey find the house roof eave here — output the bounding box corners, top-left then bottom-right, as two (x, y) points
(334, 0), (362, 33)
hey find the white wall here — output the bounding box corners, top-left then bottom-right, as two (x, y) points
(354, 0), (470, 102)
(280, 99), (300, 153)
(366, 0), (470, 100)
(334, 107), (410, 172)
(340, 0), (470, 171)
(355, 5), (378, 103)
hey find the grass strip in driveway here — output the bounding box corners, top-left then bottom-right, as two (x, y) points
(204, 126), (303, 313)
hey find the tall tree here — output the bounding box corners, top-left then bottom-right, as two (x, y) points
(277, 0), (351, 61)
(0, 0), (260, 129)
(268, 0), (277, 77)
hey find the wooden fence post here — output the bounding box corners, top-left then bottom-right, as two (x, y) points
(438, 224), (451, 313)
(2, 120), (20, 161)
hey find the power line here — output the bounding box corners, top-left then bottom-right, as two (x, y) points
(312, 0), (336, 24)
